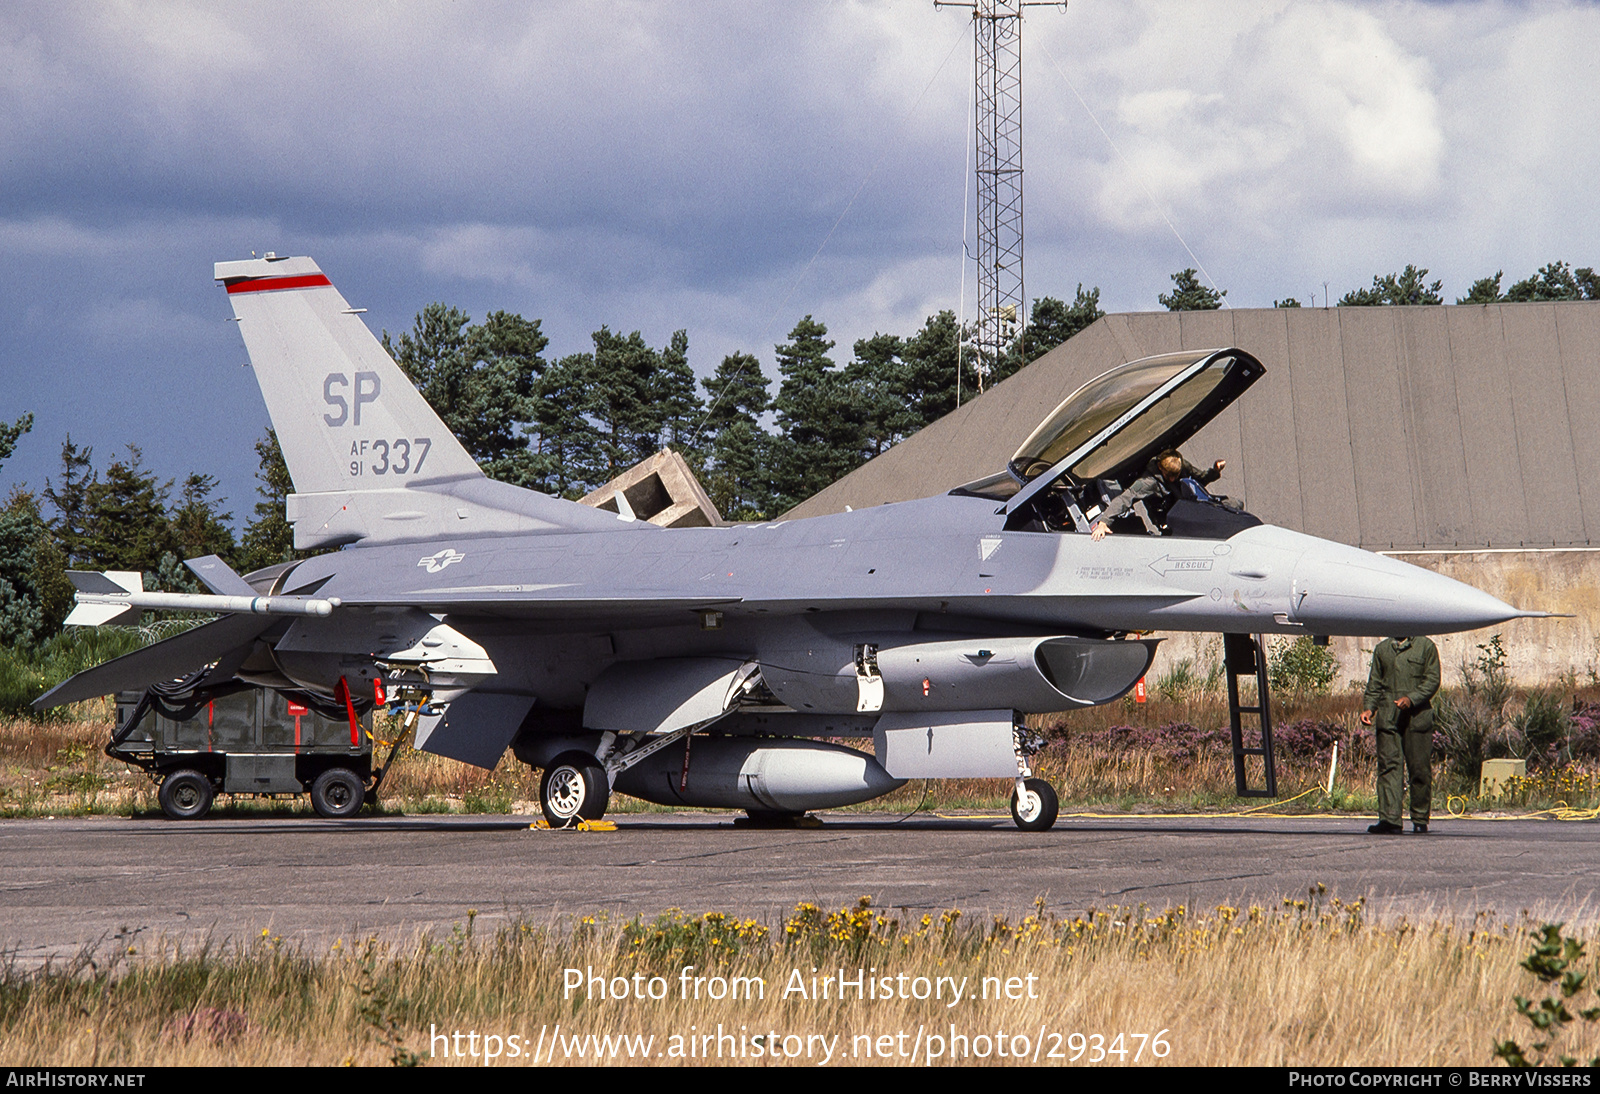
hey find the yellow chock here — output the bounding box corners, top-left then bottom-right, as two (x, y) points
(529, 819), (618, 832)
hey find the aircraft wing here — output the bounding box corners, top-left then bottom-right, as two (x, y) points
(335, 591), (745, 624)
(32, 613), (278, 711)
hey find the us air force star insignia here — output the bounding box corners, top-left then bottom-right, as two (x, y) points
(418, 549), (465, 573)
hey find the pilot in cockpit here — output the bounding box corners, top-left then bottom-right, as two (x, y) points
(1089, 449), (1226, 540)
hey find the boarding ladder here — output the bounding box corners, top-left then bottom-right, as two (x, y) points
(1224, 633), (1277, 798)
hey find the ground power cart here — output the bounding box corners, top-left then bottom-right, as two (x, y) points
(110, 684), (384, 819)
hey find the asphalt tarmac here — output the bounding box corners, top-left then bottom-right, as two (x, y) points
(3, 811), (1595, 964)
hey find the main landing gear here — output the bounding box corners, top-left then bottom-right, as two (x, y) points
(539, 751), (610, 827)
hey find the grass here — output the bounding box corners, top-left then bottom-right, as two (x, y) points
(0, 894), (1581, 1066)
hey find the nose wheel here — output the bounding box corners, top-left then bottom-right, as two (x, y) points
(1011, 777), (1059, 831)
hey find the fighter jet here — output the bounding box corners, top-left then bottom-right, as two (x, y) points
(36, 256), (1541, 830)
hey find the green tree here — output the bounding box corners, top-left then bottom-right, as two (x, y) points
(168, 473), (236, 564)
(1456, 271), (1504, 305)
(1504, 261), (1599, 302)
(528, 352), (602, 498)
(698, 351), (773, 521)
(898, 311), (968, 426)
(769, 316), (864, 512)
(847, 331), (909, 460)
(238, 430), (302, 574)
(1339, 265), (1442, 306)
(383, 304), (550, 485)
(652, 329), (703, 459)
(1274, 298), (1302, 308)
(587, 327), (671, 481)
(0, 413), (32, 474)
(79, 446), (173, 573)
(1160, 268), (1226, 311)
(1023, 286), (1104, 361)
(0, 490), (70, 647)
(41, 437), (96, 567)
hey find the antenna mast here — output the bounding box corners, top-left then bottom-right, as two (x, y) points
(939, 0), (1061, 394)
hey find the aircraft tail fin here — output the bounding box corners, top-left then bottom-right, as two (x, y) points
(216, 255), (632, 547)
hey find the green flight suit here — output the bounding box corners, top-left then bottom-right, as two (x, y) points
(1363, 636), (1441, 826)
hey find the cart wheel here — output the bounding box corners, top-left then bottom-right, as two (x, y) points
(539, 752), (609, 826)
(310, 767), (365, 818)
(1010, 777), (1059, 831)
(159, 769), (214, 820)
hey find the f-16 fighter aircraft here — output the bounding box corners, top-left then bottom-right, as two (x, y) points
(37, 256), (1541, 830)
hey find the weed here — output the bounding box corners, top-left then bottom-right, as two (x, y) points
(1268, 637), (1338, 696)
(1494, 923), (1600, 1067)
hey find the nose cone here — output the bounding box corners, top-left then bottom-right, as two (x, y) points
(1292, 540), (1532, 635)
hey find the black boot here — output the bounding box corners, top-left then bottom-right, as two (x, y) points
(1367, 820), (1403, 834)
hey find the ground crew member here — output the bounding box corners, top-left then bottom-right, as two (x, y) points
(1090, 449), (1225, 539)
(1361, 635), (1441, 834)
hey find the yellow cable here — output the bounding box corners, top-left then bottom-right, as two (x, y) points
(934, 787), (1600, 823)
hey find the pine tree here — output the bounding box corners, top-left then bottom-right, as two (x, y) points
(1023, 287), (1104, 362)
(384, 304), (551, 485)
(79, 445), (173, 573)
(769, 316), (864, 511)
(1339, 266), (1442, 306)
(698, 352), (772, 521)
(168, 473), (236, 564)
(1504, 261), (1597, 302)
(898, 311), (965, 427)
(0, 413), (32, 474)
(1456, 271), (1504, 305)
(1160, 269), (1226, 311)
(652, 329), (703, 459)
(42, 437), (96, 567)
(238, 430), (301, 574)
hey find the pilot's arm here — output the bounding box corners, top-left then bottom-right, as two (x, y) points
(1091, 475), (1161, 539)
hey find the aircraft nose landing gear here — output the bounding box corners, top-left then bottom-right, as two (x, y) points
(1010, 777), (1059, 831)
(1011, 724), (1059, 831)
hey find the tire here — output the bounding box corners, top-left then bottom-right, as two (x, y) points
(310, 767), (366, 818)
(1010, 777), (1059, 832)
(159, 769), (214, 820)
(540, 751), (609, 826)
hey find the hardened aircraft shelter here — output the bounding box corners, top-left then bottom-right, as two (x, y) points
(788, 301), (1600, 684)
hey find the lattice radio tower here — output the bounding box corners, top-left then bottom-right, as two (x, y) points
(938, 0), (1061, 392)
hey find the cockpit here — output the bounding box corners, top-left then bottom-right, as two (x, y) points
(951, 348), (1267, 538)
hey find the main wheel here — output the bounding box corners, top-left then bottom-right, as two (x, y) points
(310, 767), (365, 818)
(540, 751), (609, 826)
(1010, 777), (1059, 831)
(159, 769), (214, 820)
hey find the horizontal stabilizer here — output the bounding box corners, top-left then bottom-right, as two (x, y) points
(185, 555), (257, 596)
(32, 614), (278, 710)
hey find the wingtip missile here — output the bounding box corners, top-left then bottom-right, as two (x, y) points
(65, 569), (340, 623)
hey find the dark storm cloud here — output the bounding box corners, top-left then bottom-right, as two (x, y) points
(2, 1), (1596, 518)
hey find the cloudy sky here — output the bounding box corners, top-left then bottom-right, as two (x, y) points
(2, 0), (1596, 524)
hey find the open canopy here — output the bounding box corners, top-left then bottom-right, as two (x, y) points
(955, 348), (1264, 506)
